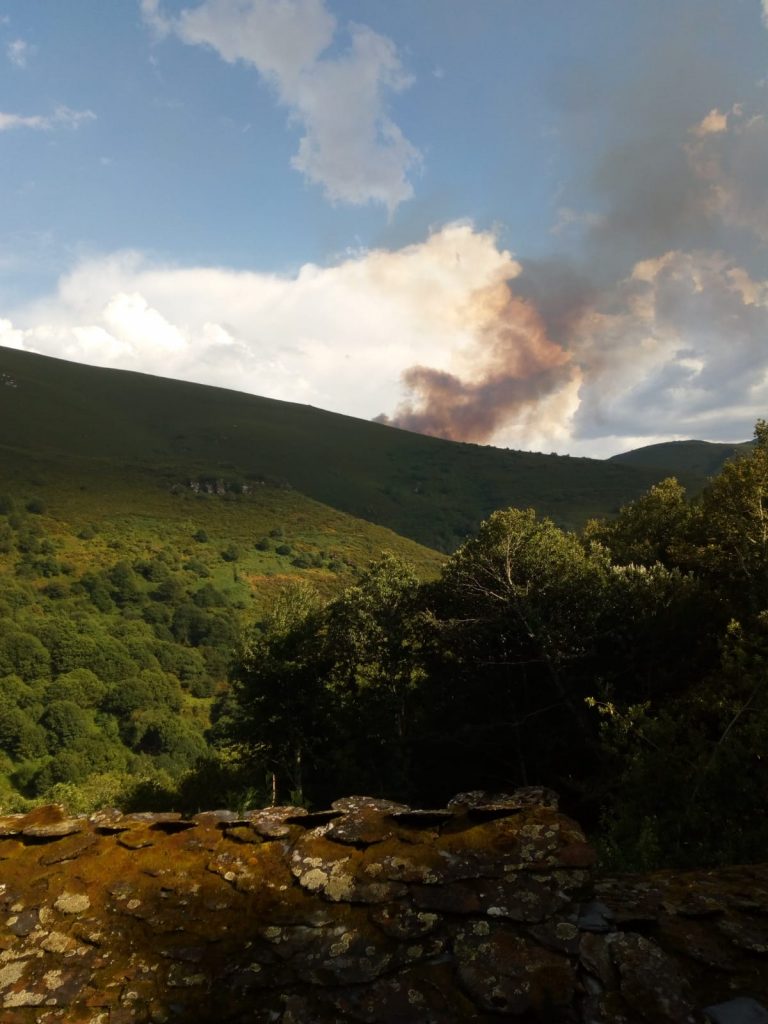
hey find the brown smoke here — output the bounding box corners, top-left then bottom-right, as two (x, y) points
(378, 285), (572, 443)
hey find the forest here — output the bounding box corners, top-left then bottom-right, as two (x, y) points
(1, 422), (767, 871)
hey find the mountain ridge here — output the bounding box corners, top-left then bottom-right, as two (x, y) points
(0, 347), (710, 550)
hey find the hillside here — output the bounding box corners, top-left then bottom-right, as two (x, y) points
(0, 348), (706, 551)
(609, 438), (753, 478)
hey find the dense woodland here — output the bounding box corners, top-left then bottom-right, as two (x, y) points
(1, 422), (767, 870)
(215, 422), (768, 870)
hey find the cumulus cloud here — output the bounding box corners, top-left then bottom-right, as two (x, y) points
(570, 251), (768, 445)
(6, 39), (32, 68)
(143, 0), (420, 209)
(5, 223), (765, 456)
(0, 106), (96, 132)
(4, 226), (517, 422)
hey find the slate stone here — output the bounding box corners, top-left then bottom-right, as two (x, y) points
(248, 806), (306, 839)
(389, 809), (454, 828)
(705, 998), (768, 1024)
(578, 899), (617, 933)
(117, 830), (156, 850)
(0, 792), (765, 1022)
(6, 908), (38, 937)
(331, 796), (409, 814)
(324, 807), (398, 846)
(448, 786), (559, 811)
(454, 922), (576, 1015)
(223, 825), (262, 844)
(192, 809), (241, 826)
(718, 915), (768, 953)
(89, 808), (131, 833)
(286, 810), (344, 828)
(22, 819), (84, 840)
(412, 874), (568, 922)
(606, 931), (696, 1023)
(38, 833), (98, 866)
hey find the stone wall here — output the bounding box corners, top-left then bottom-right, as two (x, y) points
(0, 790), (766, 1023)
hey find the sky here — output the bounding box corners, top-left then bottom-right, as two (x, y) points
(1, 0), (767, 457)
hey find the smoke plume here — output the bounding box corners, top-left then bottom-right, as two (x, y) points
(378, 287), (573, 443)
(379, 1), (768, 451)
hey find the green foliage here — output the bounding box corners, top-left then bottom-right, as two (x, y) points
(105, 670), (183, 720)
(585, 477), (696, 568)
(46, 669), (106, 708)
(0, 628), (51, 681)
(40, 700), (91, 752)
(213, 428), (768, 867)
(0, 343), (764, 861)
(0, 700), (47, 760)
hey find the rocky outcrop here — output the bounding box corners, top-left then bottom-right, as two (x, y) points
(0, 791), (766, 1022)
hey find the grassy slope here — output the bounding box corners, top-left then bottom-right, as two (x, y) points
(0, 447), (443, 616)
(609, 439), (754, 480)
(0, 349), (705, 551)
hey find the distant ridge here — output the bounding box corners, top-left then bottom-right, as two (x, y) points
(0, 347), (708, 549)
(609, 438), (754, 480)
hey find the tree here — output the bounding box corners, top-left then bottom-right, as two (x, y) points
(0, 700), (47, 760)
(422, 509), (611, 799)
(40, 700), (91, 753)
(216, 556), (433, 804)
(0, 628), (51, 681)
(214, 580), (328, 804)
(46, 669), (106, 709)
(697, 420), (768, 612)
(584, 477), (696, 569)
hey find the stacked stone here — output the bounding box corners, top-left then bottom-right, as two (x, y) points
(0, 793), (765, 1022)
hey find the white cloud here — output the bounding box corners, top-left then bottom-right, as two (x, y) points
(2, 225), (516, 421)
(139, 0), (171, 39)
(6, 39), (33, 69)
(0, 319), (25, 350)
(3, 226), (765, 455)
(0, 106), (96, 133)
(143, 0), (420, 209)
(571, 250), (768, 444)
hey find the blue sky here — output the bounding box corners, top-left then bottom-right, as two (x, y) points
(1, 0), (767, 456)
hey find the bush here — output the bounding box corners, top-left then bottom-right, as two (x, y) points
(275, 544), (292, 556)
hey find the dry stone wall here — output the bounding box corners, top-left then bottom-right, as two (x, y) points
(0, 789), (766, 1023)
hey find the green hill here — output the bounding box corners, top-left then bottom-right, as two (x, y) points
(609, 438), (753, 479)
(0, 348), (706, 551)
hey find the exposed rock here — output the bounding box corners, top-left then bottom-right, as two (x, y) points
(0, 793), (764, 1022)
(705, 998), (768, 1024)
